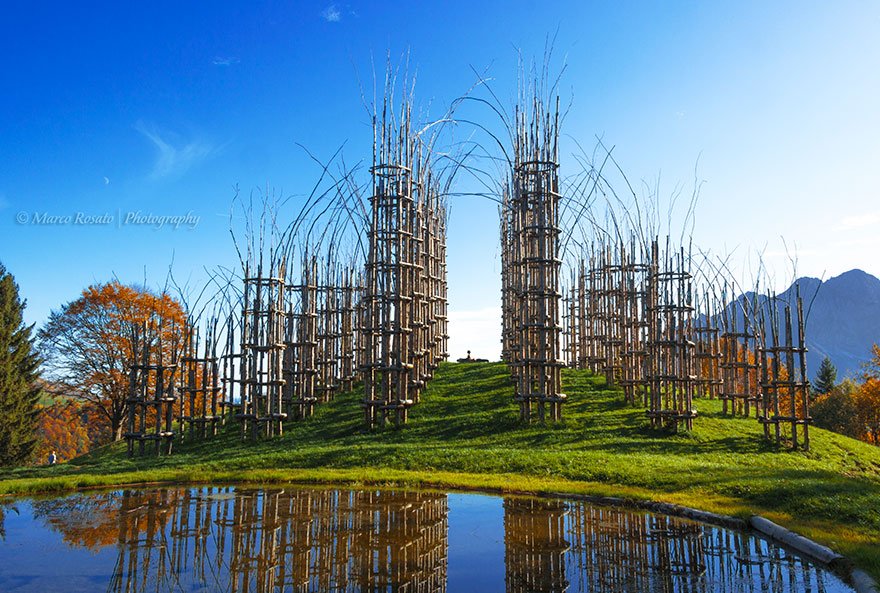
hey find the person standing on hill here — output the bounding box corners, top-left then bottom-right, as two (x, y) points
(47, 450), (56, 465)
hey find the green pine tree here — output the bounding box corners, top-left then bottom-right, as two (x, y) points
(0, 263), (41, 466)
(812, 356), (837, 395)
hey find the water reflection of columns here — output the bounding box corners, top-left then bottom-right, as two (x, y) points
(169, 487), (216, 586)
(211, 488), (446, 592)
(110, 490), (179, 593)
(350, 490), (448, 593)
(705, 528), (829, 593)
(504, 498), (570, 593)
(565, 503), (831, 593)
(567, 504), (708, 592)
(227, 490), (284, 592)
(43, 489), (845, 593)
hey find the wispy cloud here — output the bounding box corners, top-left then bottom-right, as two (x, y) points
(212, 56), (240, 66)
(321, 4), (341, 22)
(833, 210), (880, 232)
(135, 121), (217, 179)
(833, 235), (880, 249)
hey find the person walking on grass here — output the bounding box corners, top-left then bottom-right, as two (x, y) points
(48, 450), (56, 465)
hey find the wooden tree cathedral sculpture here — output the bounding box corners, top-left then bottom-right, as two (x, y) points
(501, 91), (567, 422)
(120, 57), (815, 451)
(362, 83), (450, 429)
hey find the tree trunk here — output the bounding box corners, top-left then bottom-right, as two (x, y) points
(112, 418), (123, 442)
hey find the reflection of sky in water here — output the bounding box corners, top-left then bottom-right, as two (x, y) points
(0, 488), (857, 593)
(447, 494), (505, 592)
(0, 501), (117, 592)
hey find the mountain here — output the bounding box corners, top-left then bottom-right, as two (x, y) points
(789, 269), (880, 379)
(721, 270), (880, 380)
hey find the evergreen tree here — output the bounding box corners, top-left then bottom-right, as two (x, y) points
(0, 264), (41, 466)
(812, 356), (838, 395)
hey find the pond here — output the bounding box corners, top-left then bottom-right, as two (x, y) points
(0, 486), (855, 592)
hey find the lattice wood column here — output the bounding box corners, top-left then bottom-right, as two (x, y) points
(646, 239), (697, 432)
(720, 287), (760, 417)
(693, 295), (722, 401)
(363, 163), (416, 427)
(238, 265), (287, 439)
(125, 319), (181, 456)
(758, 289), (811, 450)
(179, 321), (221, 440)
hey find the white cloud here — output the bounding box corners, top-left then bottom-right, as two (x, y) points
(321, 4), (341, 22)
(212, 56), (240, 66)
(135, 121), (217, 179)
(833, 235), (880, 249)
(833, 210), (880, 232)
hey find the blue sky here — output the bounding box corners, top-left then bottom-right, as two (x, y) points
(2, 1), (879, 359)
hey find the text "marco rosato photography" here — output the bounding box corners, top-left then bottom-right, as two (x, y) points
(16, 210), (201, 229)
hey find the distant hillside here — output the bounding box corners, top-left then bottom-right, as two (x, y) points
(793, 269), (880, 378)
(723, 270), (880, 379)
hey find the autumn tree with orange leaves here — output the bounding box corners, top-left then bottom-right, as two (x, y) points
(38, 282), (186, 442)
(34, 397), (95, 462)
(810, 345), (880, 446)
(855, 344), (880, 444)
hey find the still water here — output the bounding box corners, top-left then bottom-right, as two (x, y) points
(0, 487), (854, 592)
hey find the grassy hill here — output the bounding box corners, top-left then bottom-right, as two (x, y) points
(2, 362), (880, 578)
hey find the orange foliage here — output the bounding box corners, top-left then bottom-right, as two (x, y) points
(853, 344), (880, 444)
(39, 281), (187, 441)
(34, 490), (179, 551)
(855, 377), (880, 444)
(864, 344), (880, 381)
(35, 400), (91, 463)
(808, 345), (880, 446)
(34, 495), (121, 549)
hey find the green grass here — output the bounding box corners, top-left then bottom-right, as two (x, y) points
(3, 362), (880, 580)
